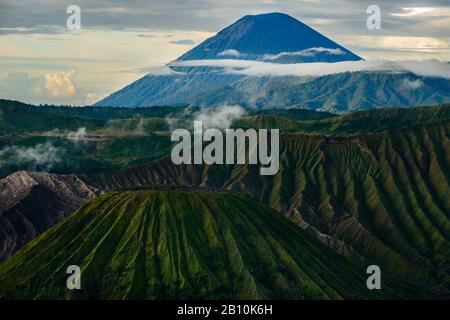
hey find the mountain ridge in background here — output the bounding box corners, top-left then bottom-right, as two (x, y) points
(95, 13), (450, 111)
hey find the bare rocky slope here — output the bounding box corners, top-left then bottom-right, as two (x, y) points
(0, 171), (99, 261)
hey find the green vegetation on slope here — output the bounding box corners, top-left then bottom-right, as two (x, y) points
(0, 99), (188, 128)
(3, 99), (450, 179)
(0, 135), (173, 178)
(4, 99), (450, 138)
(0, 190), (429, 300)
(83, 121), (450, 296)
(0, 100), (105, 134)
(1, 100), (449, 299)
(236, 104), (450, 136)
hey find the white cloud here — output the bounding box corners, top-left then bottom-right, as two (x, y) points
(170, 59), (450, 79)
(216, 47), (347, 61)
(400, 79), (424, 90)
(146, 66), (184, 76)
(0, 142), (62, 170)
(170, 59), (262, 68)
(194, 105), (246, 129)
(85, 92), (99, 104)
(135, 118), (145, 134)
(66, 128), (88, 142)
(44, 70), (76, 97)
(218, 49), (245, 58)
(262, 47), (346, 60)
(391, 7), (450, 17)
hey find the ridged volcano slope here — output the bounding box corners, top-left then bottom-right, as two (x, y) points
(0, 191), (427, 300)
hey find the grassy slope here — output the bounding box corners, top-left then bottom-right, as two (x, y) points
(237, 104), (450, 135)
(0, 190), (429, 300)
(1, 101), (449, 298)
(2, 100), (450, 180)
(0, 100), (105, 134)
(83, 121), (450, 294)
(0, 135), (173, 178)
(5, 99), (443, 288)
(1, 99), (450, 167)
(4, 99), (450, 137)
(0, 99), (334, 178)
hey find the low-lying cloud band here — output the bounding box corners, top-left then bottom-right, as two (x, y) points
(167, 59), (450, 79)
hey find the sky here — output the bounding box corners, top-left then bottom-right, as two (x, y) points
(0, 0), (449, 106)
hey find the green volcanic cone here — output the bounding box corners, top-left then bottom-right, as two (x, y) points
(0, 190), (429, 299)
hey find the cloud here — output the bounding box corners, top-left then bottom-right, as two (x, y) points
(0, 26), (64, 35)
(218, 49), (245, 58)
(44, 70), (76, 97)
(0, 142), (62, 171)
(391, 7), (436, 17)
(194, 105), (246, 129)
(3, 72), (44, 99)
(135, 118), (145, 134)
(66, 128), (88, 142)
(1, 0), (449, 46)
(170, 59), (450, 79)
(344, 36), (449, 52)
(1, 70), (94, 105)
(170, 39), (195, 45)
(216, 47), (347, 61)
(143, 66), (185, 75)
(85, 7), (138, 14)
(136, 34), (154, 38)
(170, 59), (262, 68)
(85, 92), (99, 104)
(391, 7), (450, 17)
(262, 47), (346, 60)
(4, 70), (77, 99)
(400, 78), (424, 90)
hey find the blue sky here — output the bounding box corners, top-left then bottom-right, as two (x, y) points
(0, 0), (449, 105)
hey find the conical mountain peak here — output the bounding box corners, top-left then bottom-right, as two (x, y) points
(178, 12), (361, 63)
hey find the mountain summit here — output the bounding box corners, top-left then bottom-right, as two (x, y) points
(178, 12), (361, 63)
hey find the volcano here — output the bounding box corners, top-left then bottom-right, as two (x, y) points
(0, 190), (429, 299)
(95, 13), (450, 112)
